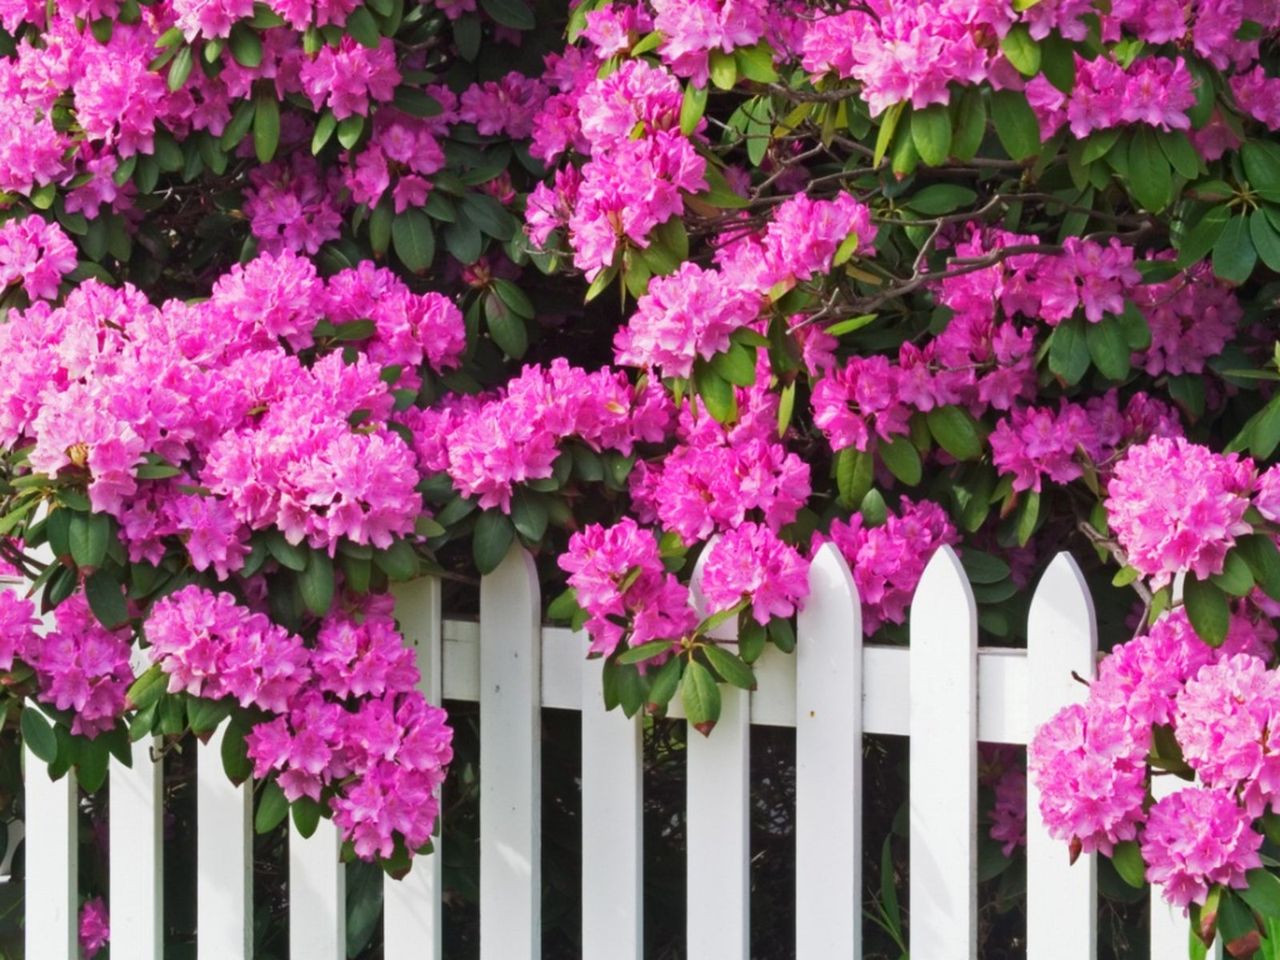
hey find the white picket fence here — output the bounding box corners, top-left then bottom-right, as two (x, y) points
(6, 544), (1206, 959)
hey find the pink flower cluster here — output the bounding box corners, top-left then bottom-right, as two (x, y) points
(629, 376), (810, 543)
(79, 897), (110, 959)
(651, 0), (767, 86)
(989, 391), (1180, 494)
(299, 38), (400, 121)
(822, 497), (959, 634)
(411, 360), (672, 513)
(1132, 261), (1240, 376)
(243, 156), (344, 256)
(559, 518), (696, 657)
(700, 522), (809, 625)
(1031, 608), (1278, 908)
(0, 588), (38, 672)
(26, 593), (133, 738)
(1027, 56), (1196, 140)
(147, 586), (311, 712)
(800, 0), (1006, 117)
(614, 262), (761, 379)
(1105, 437), (1255, 589)
(0, 216), (76, 301)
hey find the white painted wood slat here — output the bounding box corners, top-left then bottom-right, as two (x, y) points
(290, 819), (346, 959)
(686, 544), (750, 960)
(109, 738), (164, 960)
(795, 542), (862, 959)
(909, 545), (978, 960)
(1026, 553), (1098, 960)
(479, 546), (542, 960)
(197, 722), (253, 960)
(580, 644), (643, 960)
(385, 576), (445, 960)
(23, 751), (78, 960)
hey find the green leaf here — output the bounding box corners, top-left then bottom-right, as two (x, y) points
(710, 341), (757, 387)
(21, 706), (58, 764)
(1126, 126), (1172, 212)
(492, 278), (534, 319)
(702, 644), (756, 691)
(391, 87), (443, 118)
(616, 640), (672, 665)
(266, 531), (308, 571)
(1211, 550), (1255, 597)
(392, 209), (435, 273)
(907, 184), (977, 216)
(228, 23), (263, 67)
(167, 45), (193, 91)
(926, 405), (983, 461)
(1115, 301), (1151, 351)
(694, 363), (738, 424)
(646, 655), (684, 710)
(708, 49), (737, 90)
(1176, 204), (1230, 268)
(834, 446), (874, 509)
(220, 99), (255, 153)
(510, 489), (548, 542)
(1156, 129), (1200, 180)
(1048, 315), (1091, 384)
(460, 193), (516, 241)
(473, 510), (514, 575)
(479, 0), (534, 29)
(444, 218), (483, 264)
(312, 111), (337, 155)
(1243, 141), (1280, 200)
(734, 42), (777, 83)
(1040, 32), (1076, 93)
(1184, 574), (1230, 647)
(345, 5), (381, 47)
(1111, 840), (1146, 888)
(85, 570), (128, 629)
(255, 780), (289, 834)
(950, 88), (986, 162)
(681, 659), (721, 736)
(221, 713), (253, 783)
(879, 435), (922, 486)
(292, 796), (324, 839)
(374, 538), (419, 581)
(187, 696), (233, 735)
(299, 550), (334, 617)
(69, 512), (111, 569)
(860, 488), (887, 527)
(874, 101), (905, 167)
(989, 89), (1041, 161)
(960, 550), (1010, 584)
(1212, 214), (1257, 284)
(1240, 869), (1280, 918)
(698, 165), (750, 209)
(337, 114), (365, 150)
(1250, 210), (1280, 272)
(1236, 534), (1280, 602)
(1000, 24), (1041, 76)
(1085, 316), (1132, 381)
(253, 87), (279, 163)
(680, 82), (708, 136)
(485, 291), (528, 358)
(910, 104), (952, 166)
(1014, 490), (1041, 547)
(127, 663), (168, 711)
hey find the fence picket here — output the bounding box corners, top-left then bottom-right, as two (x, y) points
(909, 545), (978, 960)
(795, 542), (862, 959)
(479, 546), (542, 960)
(687, 543), (750, 960)
(385, 576), (445, 960)
(290, 819), (346, 959)
(580, 642), (643, 960)
(109, 738), (163, 960)
(197, 722), (253, 960)
(23, 751), (77, 959)
(1026, 553), (1098, 960)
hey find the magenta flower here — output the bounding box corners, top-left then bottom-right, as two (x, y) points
(1141, 787), (1262, 911)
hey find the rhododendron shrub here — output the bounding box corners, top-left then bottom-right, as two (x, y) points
(0, 0), (1276, 949)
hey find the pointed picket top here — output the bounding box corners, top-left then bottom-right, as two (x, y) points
(909, 544), (978, 960)
(795, 540), (862, 959)
(1026, 551), (1098, 960)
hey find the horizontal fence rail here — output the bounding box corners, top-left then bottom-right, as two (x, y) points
(4, 544), (1199, 959)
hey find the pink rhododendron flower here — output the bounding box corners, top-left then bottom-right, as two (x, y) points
(300, 38), (399, 120)
(651, 0), (768, 86)
(1105, 436), (1255, 588)
(700, 522), (809, 624)
(0, 216), (76, 300)
(79, 897), (110, 959)
(1140, 787), (1262, 911)
(0, 589), (38, 671)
